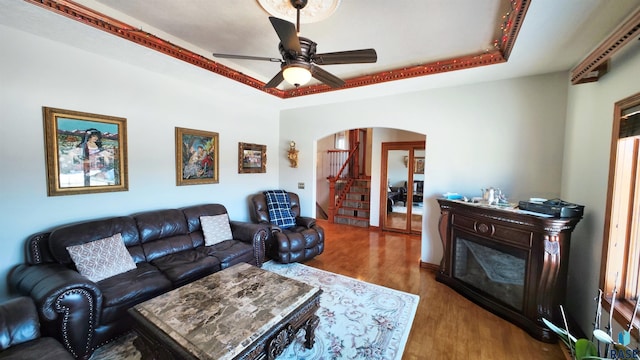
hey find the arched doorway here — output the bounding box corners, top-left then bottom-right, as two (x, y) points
(316, 127), (426, 234)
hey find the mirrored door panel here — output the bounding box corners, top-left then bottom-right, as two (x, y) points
(381, 141), (425, 234)
(385, 149), (409, 231)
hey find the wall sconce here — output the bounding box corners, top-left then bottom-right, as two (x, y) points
(287, 140), (299, 168)
(403, 156), (409, 167)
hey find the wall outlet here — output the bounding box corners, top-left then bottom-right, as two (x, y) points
(298, 182), (305, 189)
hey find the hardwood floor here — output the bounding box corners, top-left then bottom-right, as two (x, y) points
(304, 220), (565, 360)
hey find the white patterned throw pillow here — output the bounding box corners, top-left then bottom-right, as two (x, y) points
(66, 233), (136, 283)
(201, 214), (233, 246)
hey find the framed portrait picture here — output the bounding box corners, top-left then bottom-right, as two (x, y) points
(414, 157), (425, 174)
(238, 142), (266, 174)
(175, 127), (219, 185)
(43, 107), (128, 196)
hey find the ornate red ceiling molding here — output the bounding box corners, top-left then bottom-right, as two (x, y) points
(498, 0), (529, 60)
(23, 0), (529, 99)
(570, 8), (640, 85)
(280, 51), (506, 98)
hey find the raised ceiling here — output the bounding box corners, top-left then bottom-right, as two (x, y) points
(8, 0), (640, 99)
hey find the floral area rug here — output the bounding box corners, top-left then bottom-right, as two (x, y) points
(262, 261), (419, 360)
(90, 262), (419, 360)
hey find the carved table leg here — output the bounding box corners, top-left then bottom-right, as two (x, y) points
(267, 324), (295, 360)
(304, 315), (320, 349)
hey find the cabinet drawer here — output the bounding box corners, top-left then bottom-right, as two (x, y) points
(492, 224), (532, 248)
(451, 213), (476, 232)
(451, 213), (532, 248)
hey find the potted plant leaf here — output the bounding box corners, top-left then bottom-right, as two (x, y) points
(543, 286), (640, 360)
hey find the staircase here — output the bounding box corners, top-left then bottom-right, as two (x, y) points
(326, 129), (372, 227)
(333, 178), (370, 227)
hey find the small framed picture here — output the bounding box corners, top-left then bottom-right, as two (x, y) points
(43, 107), (128, 196)
(175, 127), (219, 185)
(238, 142), (266, 174)
(414, 157), (425, 174)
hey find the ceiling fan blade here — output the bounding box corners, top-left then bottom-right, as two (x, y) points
(313, 49), (378, 65)
(310, 65), (345, 88)
(212, 53), (282, 62)
(269, 17), (301, 54)
(264, 69), (285, 88)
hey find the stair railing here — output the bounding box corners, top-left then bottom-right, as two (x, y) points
(326, 150), (349, 179)
(327, 143), (360, 223)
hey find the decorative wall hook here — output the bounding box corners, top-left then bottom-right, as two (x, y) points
(287, 140), (299, 168)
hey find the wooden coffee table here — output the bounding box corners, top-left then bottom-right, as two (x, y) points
(128, 262), (322, 360)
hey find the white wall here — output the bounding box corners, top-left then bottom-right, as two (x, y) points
(279, 72), (569, 265)
(563, 45), (640, 334)
(0, 5), (572, 306)
(0, 24), (282, 300)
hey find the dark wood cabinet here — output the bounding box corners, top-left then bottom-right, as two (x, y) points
(435, 199), (582, 342)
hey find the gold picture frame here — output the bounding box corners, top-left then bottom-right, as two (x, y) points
(43, 107), (128, 196)
(175, 127), (219, 185)
(238, 142), (266, 174)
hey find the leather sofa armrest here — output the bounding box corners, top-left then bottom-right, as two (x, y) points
(0, 296), (40, 349)
(229, 221), (269, 267)
(8, 263), (101, 359)
(296, 216), (316, 229)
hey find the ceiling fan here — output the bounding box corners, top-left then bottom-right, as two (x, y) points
(212, 0), (377, 89)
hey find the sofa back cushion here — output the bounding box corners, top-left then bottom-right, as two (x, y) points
(288, 192), (301, 218)
(134, 209), (192, 262)
(250, 194), (270, 224)
(48, 216), (143, 265)
(181, 204), (229, 247)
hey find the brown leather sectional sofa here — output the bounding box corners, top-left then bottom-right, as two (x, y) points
(8, 203), (268, 359)
(0, 296), (74, 359)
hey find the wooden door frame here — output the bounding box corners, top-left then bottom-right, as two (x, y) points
(380, 141), (426, 234)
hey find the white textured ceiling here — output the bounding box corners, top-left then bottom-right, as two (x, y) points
(2, 0), (640, 97)
(81, 0), (503, 84)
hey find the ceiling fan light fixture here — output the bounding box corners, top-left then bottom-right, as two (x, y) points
(283, 65), (312, 87)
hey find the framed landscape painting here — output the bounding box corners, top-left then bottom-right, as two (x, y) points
(43, 107), (128, 196)
(238, 142), (266, 174)
(175, 127), (219, 185)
